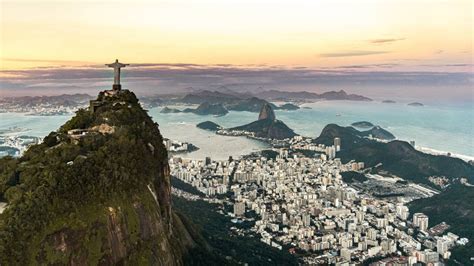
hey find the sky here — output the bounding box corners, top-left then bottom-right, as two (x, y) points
(0, 0), (473, 100)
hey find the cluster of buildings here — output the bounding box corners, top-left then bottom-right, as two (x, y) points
(163, 138), (199, 154)
(0, 97), (86, 115)
(288, 135), (341, 161)
(169, 135), (468, 264)
(0, 104), (77, 115)
(169, 156), (232, 196)
(216, 128), (257, 138)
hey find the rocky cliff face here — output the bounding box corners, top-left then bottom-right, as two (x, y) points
(0, 90), (208, 265)
(258, 103), (276, 121)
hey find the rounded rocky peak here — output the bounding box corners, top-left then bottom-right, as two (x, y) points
(258, 103), (276, 121)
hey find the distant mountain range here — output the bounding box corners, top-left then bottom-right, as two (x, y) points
(177, 89), (371, 112)
(253, 89), (372, 101)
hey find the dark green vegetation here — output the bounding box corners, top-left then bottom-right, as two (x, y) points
(341, 171), (368, 183)
(314, 124), (474, 187)
(409, 184), (474, 265)
(351, 121), (374, 128)
(184, 102), (229, 116)
(0, 90), (213, 265)
(172, 196), (298, 265)
(230, 119), (297, 140)
(196, 121), (222, 131)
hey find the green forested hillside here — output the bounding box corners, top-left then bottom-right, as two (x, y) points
(0, 90), (211, 265)
(409, 184), (474, 265)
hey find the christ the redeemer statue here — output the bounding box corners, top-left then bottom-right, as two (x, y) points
(106, 59), (129, 90)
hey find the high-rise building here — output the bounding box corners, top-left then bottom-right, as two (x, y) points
(340, 248), (351, 261)
(205, 156), (211, 165)
(163, 139), (172, 151)
(326, 146), (336, 159)
(303, 213), (311, 227)
(234, 201), (245, 217)
(437, 238), (449, 255)
(396, 205), (409, 220)
(413, 213), (429, 231)
(351, 162), (359, 171)
(334, 137), (341, 151)
(376, 218), (388, 229)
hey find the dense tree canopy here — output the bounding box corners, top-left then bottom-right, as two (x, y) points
(0, 90), (172, 264)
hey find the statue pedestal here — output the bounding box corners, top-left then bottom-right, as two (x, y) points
(112, 84), (121, 91)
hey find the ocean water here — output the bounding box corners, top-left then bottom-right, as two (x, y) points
(147, 108), (268, 160)
(0, 113), (72, 137)
(150, 101), (474, 159)
(0, 101), (472, 160)
(278, 101), (474, 158)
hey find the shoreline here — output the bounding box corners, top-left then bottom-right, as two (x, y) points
(415, 146), (473, 162)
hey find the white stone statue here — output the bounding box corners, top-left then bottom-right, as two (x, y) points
(106, 59), (129, 86)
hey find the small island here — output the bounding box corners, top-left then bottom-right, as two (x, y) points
(196, 121), (222, 131)
(160, 107), (182, 113)
(278, 103), (300, 110)
(382, 100), (396, 103)
(408, 102), (424, 107)
(351, 121), (374, 129)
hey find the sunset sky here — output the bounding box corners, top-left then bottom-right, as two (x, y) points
(0, 0), (473, 99)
